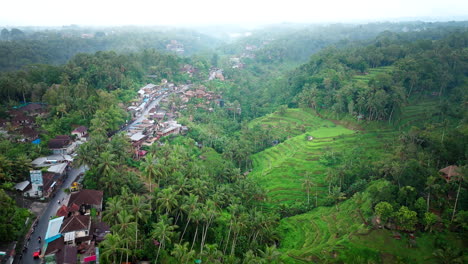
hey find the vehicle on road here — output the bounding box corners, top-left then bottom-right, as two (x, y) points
(33, 248), (41, 259)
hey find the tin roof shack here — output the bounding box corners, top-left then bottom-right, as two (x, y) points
(129, 132), (147, 148)
(32, 154), (73, 168)
(157, 121), (182, 138)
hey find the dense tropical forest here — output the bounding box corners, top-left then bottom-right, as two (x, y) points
(0, 21), (466, 263)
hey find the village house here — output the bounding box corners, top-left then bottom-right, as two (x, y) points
(67, 189), (104, 215)
(60, 215), (92, 246)
(17, 102), (47, 116)
(439, 165), (460, 182)
(157, 120), (182, 138)
(31, 154), (73, 168)
(71, 126), (88, 141)
(42, 171), (63, 198)
(8, 110), (35, 127)
(48, 135), (76, 155)
(138, 83), (158, 99)
(209, 68), (225, 81)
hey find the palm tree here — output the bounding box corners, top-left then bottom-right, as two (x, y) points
(259, 244), (281, 263)
(302, 173), (314, 206)
(171, 242), (195, 264)
(97, 151), (118, 178)
(231, 213), (248, 256)
(141, 153), (157, 192)
(243, 250), (264, 264)
(151, 215), (179, 264)
(155, 187), (179, 215)
(200, 200), (219, 254)
(127, 195), (151, 250)
(328, 186), (346, 211)
(112, 210), (137, 263)
(202, 244), (223, 264)
(425, 176), (440, 212)
(432, 247), (464, 264)
(103, 197), (124, 226)
(180, 194), (200, 242)
(99, 234), (130, 264)
(190, 208), (205, 251)
(451, 167), (466, 222)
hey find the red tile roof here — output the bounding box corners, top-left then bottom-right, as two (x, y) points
(56, 205), (69, 217)
(68, 203), (80, 212)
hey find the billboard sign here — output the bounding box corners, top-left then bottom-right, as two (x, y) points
(30, 170), (43, 185)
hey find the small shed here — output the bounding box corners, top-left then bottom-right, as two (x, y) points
(14, 181), (30, 192)
(439, 165), (460, 182)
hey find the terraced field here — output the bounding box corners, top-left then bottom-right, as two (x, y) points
(277, 185), (453, 264)
(249, 109), (397, 209)
(352, 66), (394, 83)
(247, 104), (445, 262)
(395, 99), (440, 131)
(245, 67), (457, 263)
(249, 108), (326, 140)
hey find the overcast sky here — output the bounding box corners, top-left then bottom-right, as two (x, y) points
(1, 0), (467, 27)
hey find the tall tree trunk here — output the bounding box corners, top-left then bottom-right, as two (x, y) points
(223, 221), (232, 255)
(451, 180), (462, 222)
(126, 240), (129, 264)
(315, 187), (318, 207)
(180, 216), (191, 242)
(230, 231), (238, 256)
(426, 191), (430, 212)
(388, 105), (395, 124)
(135, 225), (138, 250)
(191, 223), (198, 251)
(155, 241), (162, 264)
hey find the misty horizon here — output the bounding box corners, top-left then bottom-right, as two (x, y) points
(2, 0), (468, 27)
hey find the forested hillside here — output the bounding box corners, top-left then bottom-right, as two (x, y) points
(0, 22), (466, 264)
(0, 27), (220, 71)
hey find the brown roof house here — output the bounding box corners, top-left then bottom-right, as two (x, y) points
(44, 238), (77, 264)
(60, 215), (92, 246)
(48, 135), (76, 155)
(71, 126), (88, 142)
(439, 165), (461, 182)
(68, 189), (103, 215)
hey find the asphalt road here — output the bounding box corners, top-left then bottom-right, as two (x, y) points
(21, 165), (86, 264)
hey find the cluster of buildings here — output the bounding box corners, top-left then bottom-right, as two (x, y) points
(229, 57), (246, 69)
(42, 189), (109, 263)
(179, 85), (224, 112)
(14, 127), (88, 199)
(166, 40), (184, 55)
(208, 68), (225, 81)
(126, 83), (189, 158)
(0, 103), (47, 143)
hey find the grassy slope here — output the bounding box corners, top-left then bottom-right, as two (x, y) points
(277, 183), (463, 264)
(247, 66), (458, 263)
